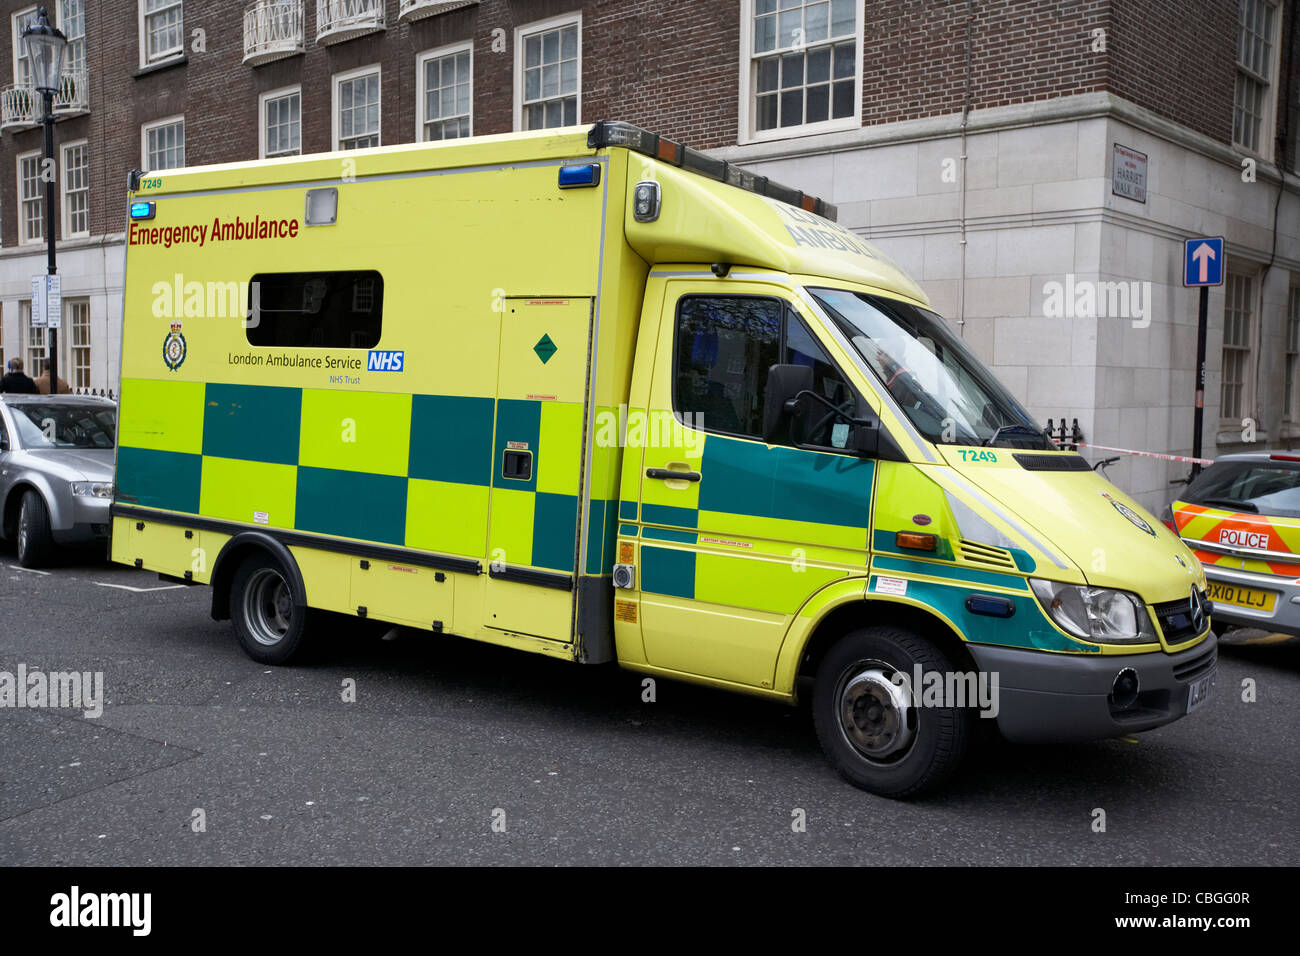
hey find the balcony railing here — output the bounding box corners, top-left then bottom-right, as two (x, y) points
(316, 0), (385, 45)
(0, 71), (90, 130)
(398, 0), (478, 22)
(244, 0), (304, 65)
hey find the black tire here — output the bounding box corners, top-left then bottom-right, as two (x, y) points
(16, 490), (55, 569)
(229, 552), (311, 665)
(812, 625), (973, 798)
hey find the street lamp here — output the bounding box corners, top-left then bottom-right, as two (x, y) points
(22, 7), (67, 394)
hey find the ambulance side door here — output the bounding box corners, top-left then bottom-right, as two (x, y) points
(634, 280), (875, 690)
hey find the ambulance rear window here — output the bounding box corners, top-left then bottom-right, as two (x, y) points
(246, 270), (383, 349)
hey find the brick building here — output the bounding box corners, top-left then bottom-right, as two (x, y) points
(0, 0), (1295, 511)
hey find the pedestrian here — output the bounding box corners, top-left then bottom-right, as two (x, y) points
(0, 358), (39, 394)
(32, 368), (71, 395)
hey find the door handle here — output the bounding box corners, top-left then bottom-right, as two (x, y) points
(646, 467), (701, 482)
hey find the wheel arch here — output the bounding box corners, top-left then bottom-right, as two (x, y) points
(2, 479), (51, 539)
(783, 591), (978, 704)
(210, 532), (308, 621)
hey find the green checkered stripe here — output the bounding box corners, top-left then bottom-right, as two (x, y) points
(115, 378), (617, 575)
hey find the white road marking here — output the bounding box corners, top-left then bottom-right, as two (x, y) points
(8, 565), (50, 575)
(94, 582), (185, 593)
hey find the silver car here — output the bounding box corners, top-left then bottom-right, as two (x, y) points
(0, 394), (116, 567)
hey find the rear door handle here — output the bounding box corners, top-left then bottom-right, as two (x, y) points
(646, 467), (701, 482)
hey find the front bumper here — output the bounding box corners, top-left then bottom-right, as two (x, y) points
(967, 634), (1217, 742)
(52, 494), (111, 544)
(1202, 565), (1300, 637)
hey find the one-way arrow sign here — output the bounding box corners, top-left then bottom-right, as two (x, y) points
(1183, 237), (1224, 287)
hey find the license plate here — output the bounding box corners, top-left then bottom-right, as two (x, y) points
(1206, 581), (1276, 612)
(1186, 672), (1214, 714)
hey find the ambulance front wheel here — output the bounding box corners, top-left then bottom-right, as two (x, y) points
(812, 626), (972, 798)
(230, 553), (310, 665)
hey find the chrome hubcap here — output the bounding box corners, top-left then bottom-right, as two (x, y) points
(837, 661), (916, 761)
(242, 568), (292, 646)
(17, 505), (29, 557)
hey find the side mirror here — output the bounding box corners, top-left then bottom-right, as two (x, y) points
(763, 364), (814, 442)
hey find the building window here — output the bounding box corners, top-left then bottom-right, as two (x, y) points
(1234, 0), (1279, 155)
(418, 44), (471, 141)
(741, 0), (862, 142)
(1286, 286), (1300, 423)
(261, 87), (301, 159)
(0, 303), (5, 374)
(1221, 272), (1256, 423)
(333, 67), (380, 151)
(62, 141), (88, 238)
(12, 6), (39, 88)
(515, 14), (579, 131)
(22, 300), (46, 378)
(140, 0), (183, 67)
(68, 299), (90, 390)
(142, 116), (185, 170)
(60, 0), (85, 74)
(18, 151), (43, 245)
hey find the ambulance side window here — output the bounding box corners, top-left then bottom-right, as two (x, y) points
(673, 295), (781, 439)
(247, 271), (383, 348)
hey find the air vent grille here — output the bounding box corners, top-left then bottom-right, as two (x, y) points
(958, 540), (1018, 571)
(1013, 453), (1092, 472)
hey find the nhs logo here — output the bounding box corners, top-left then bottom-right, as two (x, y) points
(367, 350), (404, 372)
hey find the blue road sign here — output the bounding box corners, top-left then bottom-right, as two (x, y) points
(1184, 237), (1224, 287)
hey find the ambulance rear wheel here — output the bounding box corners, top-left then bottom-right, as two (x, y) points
(230, 553), (309, 665)
(812, 626), (971, 798)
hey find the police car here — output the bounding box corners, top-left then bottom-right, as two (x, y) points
(1169, 452), (1300, 637)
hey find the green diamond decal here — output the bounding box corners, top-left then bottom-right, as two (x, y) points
(533, 334), (557, 364)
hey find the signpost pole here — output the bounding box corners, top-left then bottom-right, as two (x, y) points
(42, 86), (58, 393)
(1183, 236), (1223, 479)
(1192, 286), (1208, 477)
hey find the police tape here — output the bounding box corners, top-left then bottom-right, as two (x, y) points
(1051, 440), (1214, 466)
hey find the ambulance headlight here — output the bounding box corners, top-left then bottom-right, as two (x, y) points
(1029, 579), (1157, 644)
(633, 181), (661, 222)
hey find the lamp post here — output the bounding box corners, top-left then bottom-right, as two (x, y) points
(22, 7), (67, 394)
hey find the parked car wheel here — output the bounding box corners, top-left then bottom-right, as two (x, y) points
(230, 553), (311, 665)
(812, 625), (973, 798)
(16, 490), (54, 568)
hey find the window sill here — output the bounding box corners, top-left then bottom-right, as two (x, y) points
(134, 54), (188, 79)
(739, 117), (862, 147)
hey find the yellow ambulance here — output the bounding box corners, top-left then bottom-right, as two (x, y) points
(113, 122), (1216, 796)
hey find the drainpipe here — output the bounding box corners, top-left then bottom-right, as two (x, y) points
(957, 0), (974, 335)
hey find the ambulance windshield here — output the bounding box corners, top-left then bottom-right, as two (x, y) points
(808, 288), (1052, 449)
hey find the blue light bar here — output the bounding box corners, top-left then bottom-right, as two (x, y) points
(558, 164), (601, 189)
(130, 201), (156, 220)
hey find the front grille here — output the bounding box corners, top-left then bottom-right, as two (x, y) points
(1153, 595), (1201, 644)
(958, 539), (1018, 571)
(1173, 645), (1217, 682)
(1013, 453), (1092, 472)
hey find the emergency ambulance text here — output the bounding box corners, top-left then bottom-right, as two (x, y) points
(129, 214), (300, 249)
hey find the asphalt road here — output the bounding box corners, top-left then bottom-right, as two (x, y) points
(1, 546), (1296, 866)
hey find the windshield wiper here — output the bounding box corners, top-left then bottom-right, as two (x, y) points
(1199, 497), (1259, 513)
(983, 423), (1043, 447)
